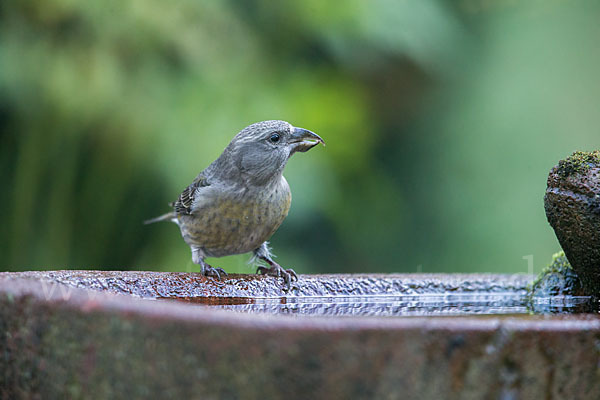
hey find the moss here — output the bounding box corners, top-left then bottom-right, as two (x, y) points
(555, 150), (600, 178)
(527, 251), (584, 299)
(529, 251), (572, 290)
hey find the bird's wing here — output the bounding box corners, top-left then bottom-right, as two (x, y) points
(171, 174), (210, 215)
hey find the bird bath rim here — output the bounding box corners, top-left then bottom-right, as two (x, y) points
(1, 270), (597, 324)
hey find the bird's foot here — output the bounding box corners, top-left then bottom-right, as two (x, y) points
(256, 263), (298, 287)
(202, 264), (228, 281)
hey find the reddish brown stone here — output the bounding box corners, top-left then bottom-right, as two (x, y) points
(0, 271), (599, 399)
(545, 151), (600, 295)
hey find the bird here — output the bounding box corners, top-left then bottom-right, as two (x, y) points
(145, 120), (325, 285)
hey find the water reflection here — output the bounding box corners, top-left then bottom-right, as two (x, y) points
(166, 293), (599, 317)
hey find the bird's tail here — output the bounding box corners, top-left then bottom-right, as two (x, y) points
(144, 212), (177, 225)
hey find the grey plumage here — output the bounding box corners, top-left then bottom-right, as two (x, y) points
(146, 120), (324, 285)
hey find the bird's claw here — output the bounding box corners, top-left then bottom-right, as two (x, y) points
(202, 265), (228, 281)
(256, 264), (298, 287)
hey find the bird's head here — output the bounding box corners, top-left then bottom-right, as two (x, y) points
(224, 120), (325, 185)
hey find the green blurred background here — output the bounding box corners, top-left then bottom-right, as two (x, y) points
(1, 0), (599, 275)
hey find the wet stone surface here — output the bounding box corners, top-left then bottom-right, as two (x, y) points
(6, 270), (533, 299)
(5, 270), (597, 316)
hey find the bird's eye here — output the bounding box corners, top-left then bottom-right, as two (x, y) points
(269, 133), (281, 143)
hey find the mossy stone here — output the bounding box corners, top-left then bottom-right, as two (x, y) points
(545, 150), (600, 295)
(527, 251), (585, 299)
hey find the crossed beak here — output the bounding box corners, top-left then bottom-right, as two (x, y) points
(289, 127), (326, 153)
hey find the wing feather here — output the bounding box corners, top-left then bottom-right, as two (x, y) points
(171, 175), (210, 215)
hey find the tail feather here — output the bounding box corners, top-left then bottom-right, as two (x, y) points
(144, 212), (177, 225)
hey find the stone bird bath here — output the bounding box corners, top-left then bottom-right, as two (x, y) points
(3, 151), (600, 399)
(1, 270), (599, 399)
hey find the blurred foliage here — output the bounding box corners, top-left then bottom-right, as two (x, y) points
(1, 0), (599, 274)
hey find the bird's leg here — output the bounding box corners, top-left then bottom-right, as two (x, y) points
(192, 247), (227, 280)
(253, 242), (298, 286)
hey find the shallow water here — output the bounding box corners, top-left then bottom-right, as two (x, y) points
(167, 293), (598, 317)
